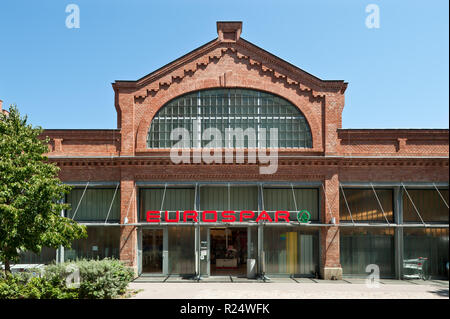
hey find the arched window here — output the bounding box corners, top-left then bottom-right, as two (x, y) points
(147, 88), (312, 148)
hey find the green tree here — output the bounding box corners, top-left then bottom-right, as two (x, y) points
(0, 105), (87, 275)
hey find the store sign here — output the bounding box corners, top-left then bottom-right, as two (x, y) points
(146, 210), (311, 223)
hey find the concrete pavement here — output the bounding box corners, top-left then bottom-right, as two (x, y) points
(128, 277), (448, 299)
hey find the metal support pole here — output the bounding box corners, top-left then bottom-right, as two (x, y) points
(257, 224), (266, 280)
(370, 183), (391, 225)
(104, 183), (120, 224)
(401, 183), (426, 226)
(340, 185), (355, 225)
(256, 184), (265, 280)
(433, 183), (449, 208)
(123, 184), (135, 225)
(194, 224), (200, 280)
(71, 181), (89, 220)
(162, 227), (168, 275)
(394, 186), (403, 280)
(194, 183), (201, 281)
(58, 198), (65, 264)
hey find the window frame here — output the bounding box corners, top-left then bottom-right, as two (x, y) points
(147, 88), (313, 149)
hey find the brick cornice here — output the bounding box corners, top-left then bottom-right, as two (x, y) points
(48, 156), (449, 168)
(112, 38), (347, 100)
(338, 129), (449, 141)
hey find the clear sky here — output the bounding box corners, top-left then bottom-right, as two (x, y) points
(0, 0), (448, 129)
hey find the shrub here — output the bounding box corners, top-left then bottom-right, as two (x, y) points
(45, 258), (134, 299)
(0, 272), (77, 299)
(0, 258), (134, 299)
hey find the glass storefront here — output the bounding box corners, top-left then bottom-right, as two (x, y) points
(210, 227), (247, 276)
(18, 247), (56, 264)
(140, 187), (195, 221)
(15, 183), (447, 281)
(403, 228), (449, 279)
(66, 188), (120, 222)
(264, 227), (319, 277)
(64, 227), (120, 261)
(142, 229), (163, 273)
(340, 187), (449, 279)
(263, 188), (319, 221)
(339, 188), (393, 222)
(63, 187), (121, 262)
(137, 184), (322, 277)
(403, 189), (449, 223)
(168, 226), (195, 275)
(200, 186), (258, 221)
(340, 227), (395, 277)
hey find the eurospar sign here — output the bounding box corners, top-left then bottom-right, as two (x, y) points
(146, 210), (311, 223)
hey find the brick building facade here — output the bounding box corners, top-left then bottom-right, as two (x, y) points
(35, 22), (448, 280)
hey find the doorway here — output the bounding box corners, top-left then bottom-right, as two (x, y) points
(142, 229), (163, 273)
(210, 227), (247, 276)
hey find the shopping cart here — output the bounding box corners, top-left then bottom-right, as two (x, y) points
(402, 257), (430, 280)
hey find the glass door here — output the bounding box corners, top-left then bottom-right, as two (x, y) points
(142, 229), (163, 274)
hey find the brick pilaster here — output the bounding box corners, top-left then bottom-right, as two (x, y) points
(119, 175), (138, 275)
(320, 173), (342, 279)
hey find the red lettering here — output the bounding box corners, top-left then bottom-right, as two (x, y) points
(202, 210), (218, 222)
(155, 209), (294, 223)
(183, 210), (198, 222)
(165, 210), (179, 222)
(239, 210), (255, 222)
(146, 211), (161, 223)
(221, 210), (236, 222)
(256, 210), (273, 222)
(275, 211), (290, 222)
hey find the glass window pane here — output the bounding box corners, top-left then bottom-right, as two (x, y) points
(168, 226), (195, 275)
(64, 227), (120, 261)
(264, 227), (319, 276)
(147, 88), (312, 149)
(403, 228), (449, 279)
(200, 186), (258, 222)
(142, 229), (163, 273)
(339, 188), (394, 223)
(403, 189), (449, 223)
(263, 188), (319, 221)
(340, 227), (395, 278)
(66, 188), (120, 222)
(140, 188), (195, 222)
(18, 247), (56, 264)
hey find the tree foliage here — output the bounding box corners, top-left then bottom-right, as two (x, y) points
(0, 105), (87, 273)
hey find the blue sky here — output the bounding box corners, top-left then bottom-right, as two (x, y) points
(0, 0), (448, 129)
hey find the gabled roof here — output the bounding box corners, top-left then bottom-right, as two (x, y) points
(112, 21), (347, 97)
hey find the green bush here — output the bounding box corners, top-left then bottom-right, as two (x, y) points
(47, 258), (134, 299)
(0, 258), (134, 299)
(0, 272), (77, 299)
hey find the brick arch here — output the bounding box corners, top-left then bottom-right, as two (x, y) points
(135, 79), (323, 152)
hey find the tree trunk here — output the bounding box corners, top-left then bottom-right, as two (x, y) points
(4, 259), (11, 276)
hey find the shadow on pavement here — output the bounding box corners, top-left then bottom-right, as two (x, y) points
(428, 288), (449, 297)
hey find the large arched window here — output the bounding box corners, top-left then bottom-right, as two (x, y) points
(147, 88), (312, 148)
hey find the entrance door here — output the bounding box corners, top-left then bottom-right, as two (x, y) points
(210, 227), (247, 276)
(142, 229), (163, 273)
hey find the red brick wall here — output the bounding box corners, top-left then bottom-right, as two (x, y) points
(338, 129), (449, 157)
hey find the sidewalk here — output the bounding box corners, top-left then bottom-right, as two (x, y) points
(128, 277), (449, 299)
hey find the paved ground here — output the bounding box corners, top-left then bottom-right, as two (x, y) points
(128, 276), (449, 299)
